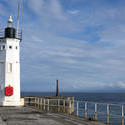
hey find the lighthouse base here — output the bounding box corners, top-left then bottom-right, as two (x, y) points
(2, 101), (21, 106)
(0, 98), (24, 106)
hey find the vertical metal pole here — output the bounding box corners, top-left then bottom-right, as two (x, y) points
(85, 102), (87, 120)
(76, 101), (79, 117)
(69, 100), (72, 115)
(94, 103), (98, 120)
(40, 98), (42, 109)
(28, 98), (30, 106)
(44, 99), (45, 110)
(38, 98), (39, 108)
(34, 98), (35, 107)
(122, 105), (124, 125)
(36, 98), (38, 108)
(58, 99), (60, 112)
(39, 98), (41, 109)
(47, 99), (49, 111)
(35, 98), (36, 107)
(37, 98), (38, 107)
(37, 98), (38, 108)
(56, 80), (59, 96)
(24, 97), (26, 106)
(63, 100), (65, 113)
(26, 97), (28, 106)
(36, 98), (37, 107)
(16, 2), (20, 38)
(107, 104), (110, 124)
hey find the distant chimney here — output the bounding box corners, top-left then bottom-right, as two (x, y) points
(56, 80), (59, 97)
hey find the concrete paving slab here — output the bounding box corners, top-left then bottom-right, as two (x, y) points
(0, 107), (105, 125)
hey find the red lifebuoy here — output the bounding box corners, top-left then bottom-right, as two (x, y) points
(5, 86), (13, 96)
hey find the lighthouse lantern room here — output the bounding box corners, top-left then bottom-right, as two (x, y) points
(0, 16), (22, 106)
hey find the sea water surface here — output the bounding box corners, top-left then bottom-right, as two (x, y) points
(22, 92), (125, 125)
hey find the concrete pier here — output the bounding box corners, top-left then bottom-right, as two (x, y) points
(0, 106), (105, 125)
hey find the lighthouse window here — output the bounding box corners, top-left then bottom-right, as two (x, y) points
(7, 63), (12, 72)
(9, 46), (12, 49)
(16, 46), (18, 49)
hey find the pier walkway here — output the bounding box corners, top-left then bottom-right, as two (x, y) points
(0, 106), (105, 125)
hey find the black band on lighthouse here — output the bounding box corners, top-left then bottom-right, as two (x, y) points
(4, 27), (16, 38)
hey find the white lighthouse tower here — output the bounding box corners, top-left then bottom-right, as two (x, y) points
(0, 16), (22, 106)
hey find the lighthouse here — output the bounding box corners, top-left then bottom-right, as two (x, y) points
(0, 16), (22, 106)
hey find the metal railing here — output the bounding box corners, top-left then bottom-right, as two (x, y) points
(0, 28), (22, 40)
(24, 97), (124, 125)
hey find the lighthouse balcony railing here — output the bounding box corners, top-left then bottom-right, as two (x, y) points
(0, 29), (4, 38)
(0, 28), (22, 40)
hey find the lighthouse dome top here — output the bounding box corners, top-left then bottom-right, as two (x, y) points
(8, 16), (13, 23)
(8, 16), (13, 28)
(0, 16), (22, 40)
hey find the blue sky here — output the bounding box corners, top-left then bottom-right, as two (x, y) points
(1, 0), (125, 92)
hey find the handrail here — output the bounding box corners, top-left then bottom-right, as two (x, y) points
(0, 29), (22, 40)
(24, 97), (124, 125)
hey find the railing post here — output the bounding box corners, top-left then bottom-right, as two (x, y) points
(27, 97), (29, 106)
(35, 98), (37, 107)
(36, 98), (37, 108)
(25, 98), (27, 106)
(122, 105), (124, 125)
(69, 100), (72, 115)
(63, 100), (65, 113)
(24, 97), (26, 106)
(40, 98), (42, 109)
(85, 102), (87, 120)
(44, 99), (46, 110)
(36, 98), (38, 108)
(107, 104), (110, 124)
(94, 103), (98, 121)
(58, 99), (60, 112)
(47, 99), (49, 111)
(76, 101), (79, 117)
(38, 98), (40, 108)
(39, 98), (41, 109)
(25, 97), (27, 106)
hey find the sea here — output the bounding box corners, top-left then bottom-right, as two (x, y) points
(21, 92), (125, 125)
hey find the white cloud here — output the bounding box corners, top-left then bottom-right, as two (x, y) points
(118, 81), (125, 89)
(26, 0), (67, 20)
(108, 81), (125, 89)
(67, 10), (79, 15)
(49, 0), (66, 20)
(27, 0), (44, 15)
(2, 0), (125, 91)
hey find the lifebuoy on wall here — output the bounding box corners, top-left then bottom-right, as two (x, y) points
(5, 86), (13, 96)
